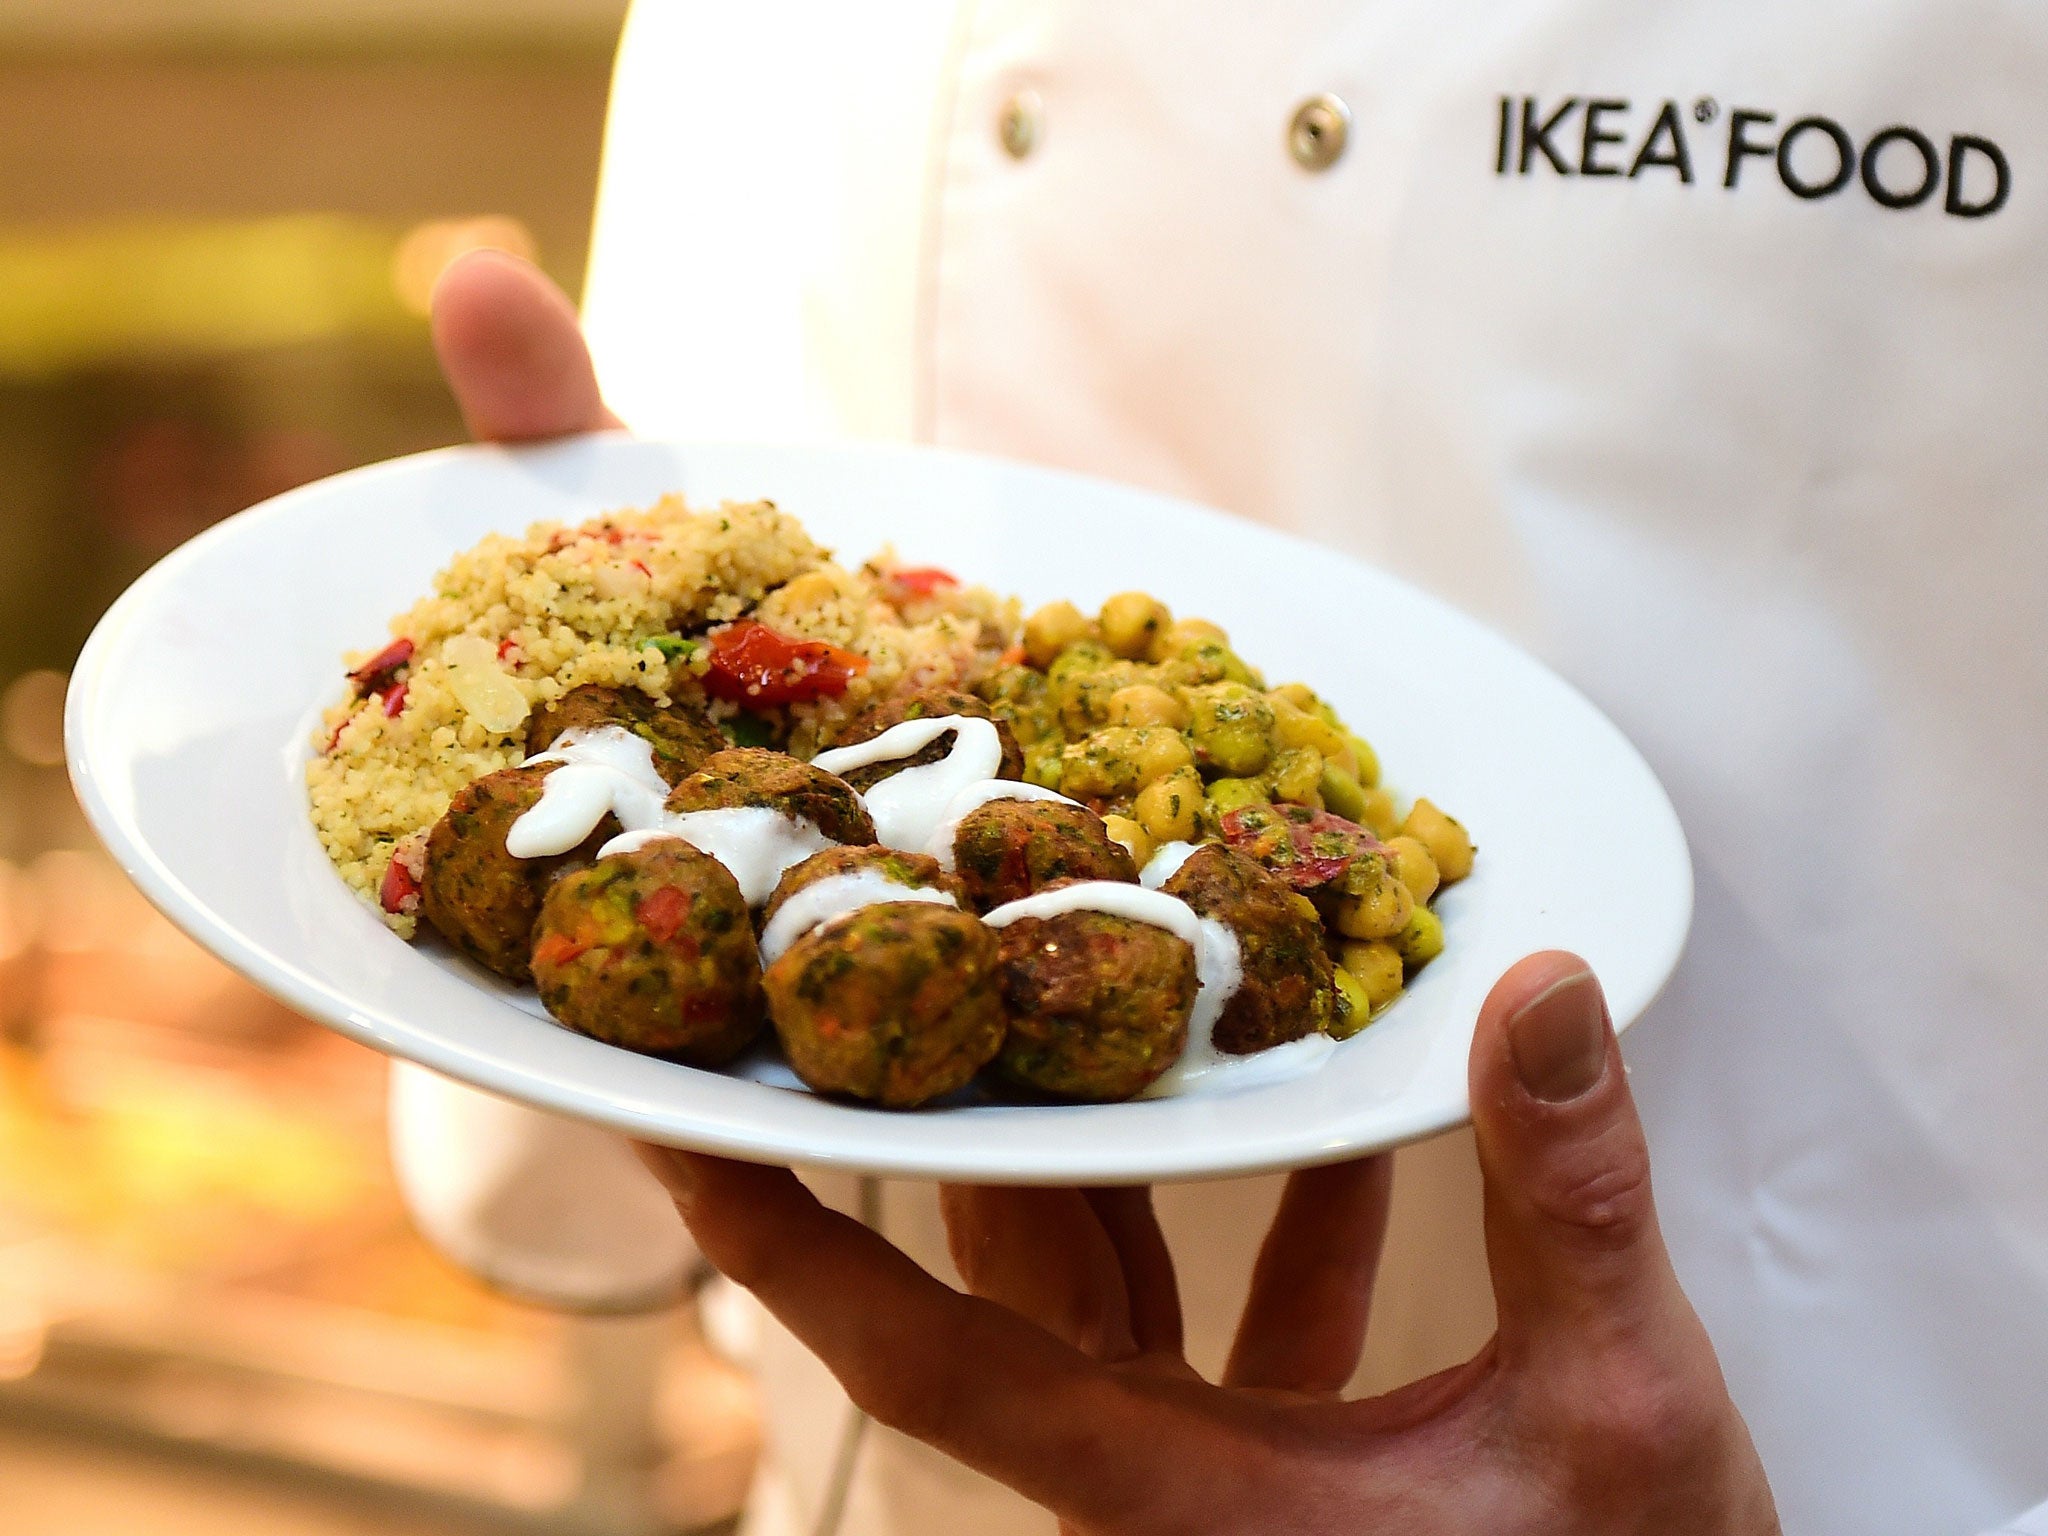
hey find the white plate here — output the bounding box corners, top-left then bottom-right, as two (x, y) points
(65, 434), (1690, 1184)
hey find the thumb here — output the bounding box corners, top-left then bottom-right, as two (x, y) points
(1469, 951), (1685, 1356)
(429, 248), (621, 443)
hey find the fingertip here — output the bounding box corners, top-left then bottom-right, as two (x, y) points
(1472, 951), (1608, 1108)
(1476, 952), (1599, 1034)
(634, 1145), (805, 1228)
(429, 248), (548, 356)
(631, 1140), (691, 1203)
(428, 248), (619, 441)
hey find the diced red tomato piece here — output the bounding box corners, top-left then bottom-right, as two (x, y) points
(348, 637), (414, 695)
(701, 620), (870, 706)
(379, 855), (420, 914)
(887, 566), (958, 596)
(496, 636), (522, 665)
(636, 885), (695, 946)
(381, 683), (408, 718)
(1220, 805), (1379, 891)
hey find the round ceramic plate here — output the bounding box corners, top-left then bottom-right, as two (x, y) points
(66, 434), (1690, 1184)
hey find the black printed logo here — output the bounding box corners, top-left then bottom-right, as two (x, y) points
(1495, 96), (2010, 217)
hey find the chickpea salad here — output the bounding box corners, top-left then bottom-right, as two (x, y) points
(309, 494), (1473, 1109)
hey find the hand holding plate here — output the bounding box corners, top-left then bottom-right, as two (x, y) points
(643, 952), (1780, 1535)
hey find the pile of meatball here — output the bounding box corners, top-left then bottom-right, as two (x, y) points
(409, 681), (1340, 1109)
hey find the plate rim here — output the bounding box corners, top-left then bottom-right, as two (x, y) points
(64, 432), (1694, 1183)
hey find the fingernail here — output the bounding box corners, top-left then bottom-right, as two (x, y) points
(636, 1144), (698, 1211)
(1507, 970), (1608, 1103)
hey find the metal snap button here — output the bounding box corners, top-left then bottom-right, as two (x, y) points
(999, 91), (1042, 160)
(1288, 93), (1350, 171)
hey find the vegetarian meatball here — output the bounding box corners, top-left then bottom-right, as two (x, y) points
(996, 898), (1197, 1101)
(761, 844), (966, 932)
(763, 904), (1005, 1108)
(1161, 843), (1335, 1053)
(665, 747), (876, 845)
(825, 686), (1024, 793)
(526, 682), (726, 786)
(531, 841), (765, 1065)
(420, 764), (614, 983)
(949, 800), (1137, 912)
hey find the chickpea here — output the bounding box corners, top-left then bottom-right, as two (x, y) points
(1272, 681), (1321, 713)
(1024, 601), (1094, 668)
(980, 664), (1057, 745)
(1128, 726), (1195, 787)
(1347, 732), (1382, 788)
(1401, 798), (1474, 883)
(1024, 745), (1065, 790)
(1106, 683), (1190, 730)
(1049, 644), (1139, 735)
(1047, 637), (1114, 683)
(1135, 768), (1203, 843)
(1394, 904), (1445, 969)
(1337, 939), (1406, 1012)
(1205, 777), (1271, 816)
(1324, 852), (1413, 939)
(1329, 966), (1372, 1040)
(1099, 592), (1172, 660)
(1383, 835), (1441, 903)
(1183, 682), (1275, 776)
(1059, 728), (1144, 798)
(1266, 746), (1324, 807)
(1147, 616), (1229, 662)
(1162, 639), (1261, 690)
(1357, 784), (1400, 840)
(1318, 762), (1370, 824)
(1270, 694), (1353, 762)
(1102, 814), (1154, 869)
(1059, 725), (1194, 795)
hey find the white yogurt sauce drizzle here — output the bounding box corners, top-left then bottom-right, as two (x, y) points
(1139, 840), (1200, 889)
(600, 811), (837, 908)
(757, 870), (961, 966)
(811, 716), (1006, 852)
(507, 717), (1340, 1097)
(507, 726), (670, 858)
(981, 878), (1335, 1099)
(506, 725), (832, 904)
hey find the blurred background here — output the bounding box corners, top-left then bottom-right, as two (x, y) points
(0, 3), (761, 1531)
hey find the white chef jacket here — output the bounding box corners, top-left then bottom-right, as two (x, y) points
(398, 3), (2048, 1534)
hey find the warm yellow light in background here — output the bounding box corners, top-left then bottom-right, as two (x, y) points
(1, 670), (68, 768)
(390, 215), (539, 317)
(0, 861), (33, 965)
(0, 212), (540, 376)
(0, 215), (411, 376)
